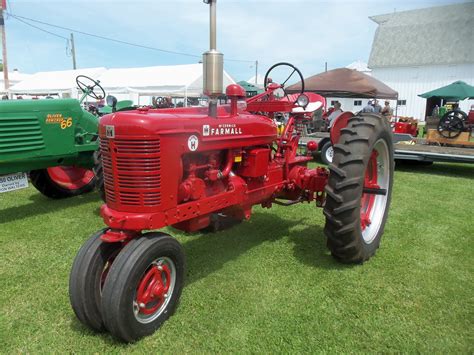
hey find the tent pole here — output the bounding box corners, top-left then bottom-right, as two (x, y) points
(395, 94), (398, 121)
(184, 87), (188, 107)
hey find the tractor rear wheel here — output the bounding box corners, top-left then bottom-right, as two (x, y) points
(69, 229), (122, 332)
(101, 233), (185, 342)
(30, 166), (95, 199)
(323, 113), (394, 263)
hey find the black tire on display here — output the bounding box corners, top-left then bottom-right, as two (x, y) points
(69, 229), (122, 332)
(320, 141), (334, 165)
(30, 168), (96, 199)
(323, 113), (394, 263)
(101, 233), (185, 342)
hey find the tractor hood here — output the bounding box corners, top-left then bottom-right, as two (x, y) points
(99, 105), (278, 150)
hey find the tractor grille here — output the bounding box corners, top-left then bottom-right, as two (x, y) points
(0, 117), (45, 154)
(101, 138), (162, 208)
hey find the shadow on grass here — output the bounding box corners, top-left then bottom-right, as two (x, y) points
(182, 212), (346, 286)
(69, 210), (349, 344)
(395, 161), (474, 179)
(0, 191), (102, 224)
(69, 319), (130, 348)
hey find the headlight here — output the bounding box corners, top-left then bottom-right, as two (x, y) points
(106, 95), (117, 107)
(296, 94), (309, 108)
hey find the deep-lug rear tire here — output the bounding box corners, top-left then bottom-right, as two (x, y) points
(69, 229), (122, 332)
(323, 113), (394, 263)
(101, 233), (185, 342)
(30, 167), (95, 199)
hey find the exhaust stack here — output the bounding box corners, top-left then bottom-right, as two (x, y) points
(203, 0), (223, 117)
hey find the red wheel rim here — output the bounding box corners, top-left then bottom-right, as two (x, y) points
(46, 166), (95, 190)
(360, 150), (379, 231)
(133, 257), (176, 323)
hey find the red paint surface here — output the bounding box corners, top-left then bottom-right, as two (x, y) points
(47, 166), (94, 190)
(98, 83), (337, 240)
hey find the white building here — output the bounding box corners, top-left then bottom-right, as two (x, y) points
(368, 2), (474, 120)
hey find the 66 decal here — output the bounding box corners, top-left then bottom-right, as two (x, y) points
(188, 135), (199, 151)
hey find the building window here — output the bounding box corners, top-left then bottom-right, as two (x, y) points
(397, 99), (407, 106)
(354, 100), (362, 106)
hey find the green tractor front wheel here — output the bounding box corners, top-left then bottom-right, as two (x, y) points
(30, 166), (96, 199)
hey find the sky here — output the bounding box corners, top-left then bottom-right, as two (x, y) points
(2, 0), (467, 82)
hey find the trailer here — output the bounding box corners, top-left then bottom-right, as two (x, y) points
(300, 133), (474, 164)
(393, 140), (474, 164)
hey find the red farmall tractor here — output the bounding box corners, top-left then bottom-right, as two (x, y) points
(69, 1), (394, 342)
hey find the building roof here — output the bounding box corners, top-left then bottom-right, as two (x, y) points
(368, 2), (474, 68)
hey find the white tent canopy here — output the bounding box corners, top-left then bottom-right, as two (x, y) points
(247, 74), (265, 89)
(346, 60), (372, 75)
(8, 67), (107, 96)
(1, 70), (32, 93)
(97, 64), (235, 97)
(8, 64), (236, 99)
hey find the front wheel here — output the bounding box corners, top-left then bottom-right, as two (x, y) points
(101, 233), (185, 342)
(69, 229), (122, 331)
(323, 113), (394, 263)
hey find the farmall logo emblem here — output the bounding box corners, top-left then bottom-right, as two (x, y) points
(188, 135), (199, 151)
(202, 123), (243, 136)
(105, 125), (115, 138)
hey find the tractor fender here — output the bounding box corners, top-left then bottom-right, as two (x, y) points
(330, 111), (354, 145)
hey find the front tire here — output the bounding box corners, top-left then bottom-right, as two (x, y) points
(323, 113), (394, 263)
(101, 233), (185, 342)
(69, 229), (122, 332)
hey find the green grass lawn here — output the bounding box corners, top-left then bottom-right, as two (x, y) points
(1, 162), (473, 352)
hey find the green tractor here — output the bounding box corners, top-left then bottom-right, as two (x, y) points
(0, 75), (118, 199)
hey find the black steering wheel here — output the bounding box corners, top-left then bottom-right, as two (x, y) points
(437, 110), (467, 139)
(76, 75), (106, 100)
(263, 62), (305, 102)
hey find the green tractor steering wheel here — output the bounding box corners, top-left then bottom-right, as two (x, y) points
(76, 75), (106, 101)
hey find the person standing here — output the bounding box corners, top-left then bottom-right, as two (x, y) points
(373, 99), (382, 113)
(327, 101), (343, 128)
(381, 101), (393, 120)
(362, 100), (375, 113)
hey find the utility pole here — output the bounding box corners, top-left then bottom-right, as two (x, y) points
(1, 0), (9, 92)
(255, 60), (258, 85)
(325, 62), (327, 72)
(70, 33), (77, 69)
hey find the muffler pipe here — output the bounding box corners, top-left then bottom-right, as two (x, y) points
(203, 0), (224, 117)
